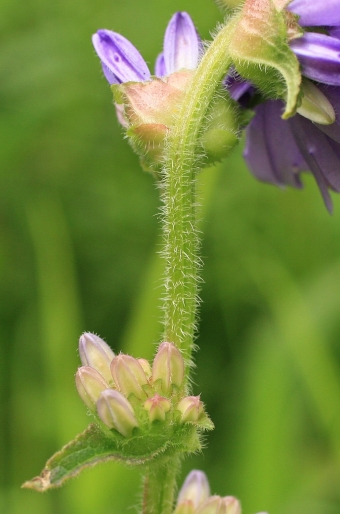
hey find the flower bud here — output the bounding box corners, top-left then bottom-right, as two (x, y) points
(138, 358), (152, 377)
(110, 354), (148, 399)
(97, 389), (138, 437)
(174, 500), (195, 514)
(196, 496), (241, 514)
(144, 394), (171, 422)
(79, 332), (115, 383)
(152, 342), (184, 395)
(219, 497), (241, 514)
(75, 366), (109, 410)
(177, 470), (210, 509)
(176, 396), (204, 423)
(196, 496), (222, 514)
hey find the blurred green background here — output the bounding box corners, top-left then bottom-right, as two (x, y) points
(1, 0), (340, 513)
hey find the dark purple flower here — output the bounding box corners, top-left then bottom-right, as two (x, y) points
(92, 12), (201, 85)
(231, 3), (340, 211)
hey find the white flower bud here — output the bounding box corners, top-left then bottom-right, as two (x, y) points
(97, 389), (138, 437)
(79, 332), (115, 383)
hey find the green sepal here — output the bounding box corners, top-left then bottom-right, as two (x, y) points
(22, 420), (206, 492)
(228, 0), (302, 118)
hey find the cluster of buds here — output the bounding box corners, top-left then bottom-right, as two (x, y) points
(174, 470), (268, 514)
(75, 333), (211, 438)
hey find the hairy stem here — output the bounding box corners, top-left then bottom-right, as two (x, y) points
(142, 457), (180, 514)
(161, 23), (233, 364)
(142, 20), (236, 514)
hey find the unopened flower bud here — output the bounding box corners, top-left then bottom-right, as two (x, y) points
(75, 366), (109, 410)
(152, 342), (184, 395)
(144, 394), (171, 422)
(79, 332), (115, 383)
(138, 358), (152, 377)
(176, 396), (204, 423)
(219, 497), (241, 514)
(111, 354), (148, 399)
(196, 495), (241, 514)
(174, 500), (195, 514)
(177, 470), (210, 509)
(196, 496), (222, 514)
(97, 389), (138, 437)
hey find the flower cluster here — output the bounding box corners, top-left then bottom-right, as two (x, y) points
(227, 0), (340, 211)
(75, 333), (211, 438)
(173, 470), (268, 514)
(92, 12), (240, 171)
(93, 3), (340, 211)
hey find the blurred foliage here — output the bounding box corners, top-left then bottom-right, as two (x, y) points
(1, 0), (340, 513)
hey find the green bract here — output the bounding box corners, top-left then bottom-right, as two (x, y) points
(228, 0), (303, 118)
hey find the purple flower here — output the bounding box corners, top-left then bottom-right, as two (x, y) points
(288, 0), (340, 27)
(92, 30), (151, 85)
(230, 4), (340, 211)
(92, 12), (201, 85)
(155, 12), (202, 77)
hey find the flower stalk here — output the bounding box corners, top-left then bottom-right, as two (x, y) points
(161, 24), (234, 364)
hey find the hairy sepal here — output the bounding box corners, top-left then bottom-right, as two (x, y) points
(229, 0), (302, 118)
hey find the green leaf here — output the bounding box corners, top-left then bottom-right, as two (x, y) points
(22, 422), (201, 492)
(228, 0), (302, 118)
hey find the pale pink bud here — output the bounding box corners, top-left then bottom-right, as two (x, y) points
(79, 332), (115, 383)
(110, 354), (148, 399)
(152, 342), (184, 395)
(173, 500), (195, 514)
(144, 394), (171, 422)
(196, 496), (240, 514)
(196, 496), (222, 514)
(75, 366), (109, 410)
(138, 358), (152, 377)
(97, 389), (138, 437)
(219, 497), (241, 514)
(176, 396), (204, 423)
(177, 470), (210, 509)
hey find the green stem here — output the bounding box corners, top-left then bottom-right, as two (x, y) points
(162, 23), (233, 364)
(142, 20), (236, 514)
(142, 457), (180, 514)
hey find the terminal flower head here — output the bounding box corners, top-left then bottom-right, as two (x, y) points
(227, 0), (340, 211)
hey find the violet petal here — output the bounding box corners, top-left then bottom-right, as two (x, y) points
(163, 12), (201, 75)
(315, 85), (340, 144)
(288, 0), (340, 27)
(92, 29), (151, 85)
(329, 27), (340, 40)
(244, 100), (306, 188)
(155, 52), (166, 77)
(289, 114), (340, 212)
(290, 33), (340, 87)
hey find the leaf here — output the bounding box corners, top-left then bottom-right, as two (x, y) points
(22, 422), (201, 491)
(228, 0), (302, 118)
